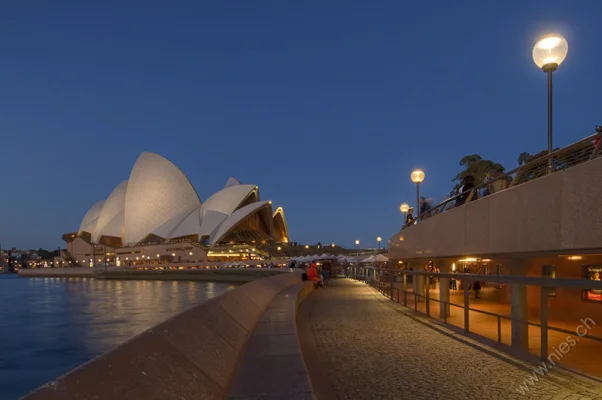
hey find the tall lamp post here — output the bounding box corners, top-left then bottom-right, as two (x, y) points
(400, 203), (409, 227)
(355, 239), (360, 256)
(410, 169), (425, 221)
(376, 237), (382, 253)
(532, 33), (568, 174)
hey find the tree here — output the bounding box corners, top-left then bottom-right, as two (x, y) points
(451, 154), (506, 195)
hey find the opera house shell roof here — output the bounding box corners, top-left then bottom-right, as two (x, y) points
(73, 152), (289, 247)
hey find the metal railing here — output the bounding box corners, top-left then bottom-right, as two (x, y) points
(347, 266), (602, 366)
(409, 128), (601, 224)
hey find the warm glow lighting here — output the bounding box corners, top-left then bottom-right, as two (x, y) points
(532, 33), (568, 70)
(172, 253), (175, 257)
(458, 257), (478, 262)
(305, 245), (309, 249)
(410, 169), (425, 184)
(452, 263), (456, 271)
(156, 254), (160, 257)
(400, 203), (409, 213)
(355, 240), (359, 245)
(277, 246), (281, 251)
(399, 236), (404, 241)
(189, 252), (193, 256)
(482, 259), (491, 262)
(377, 237), (382, 242)
(331, 243), (335, 248)
(568, 256), (582, 261)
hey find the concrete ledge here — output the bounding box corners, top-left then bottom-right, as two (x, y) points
(18, 267), (291, 282)
(18, 268), (97, 277)
(22, 271), (303, 400)
(228, 282), (315, 399)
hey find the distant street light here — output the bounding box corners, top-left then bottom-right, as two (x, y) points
(377, 237), (382, 252)
(355, 239), (360, 256)
(532, 33), (568, 173)
(410, 169), (425, 221)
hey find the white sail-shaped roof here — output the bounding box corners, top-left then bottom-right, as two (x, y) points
(198, 210), (229, 237)
(209, 200), (271, 245)
(92, 180), (128, 242)
(272, 207), (289, 242)
(201, 184), (257, 216)
(98, 210), (125, 240)
(124, 152), (202, 245)
(78, 200), (106, 234)
(224, 176), (241, 188)
(168, 208), (202, 239)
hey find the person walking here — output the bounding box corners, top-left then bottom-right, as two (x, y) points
(473, 280), (481, 299)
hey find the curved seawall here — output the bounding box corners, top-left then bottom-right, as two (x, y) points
(22, 271), (303, 400)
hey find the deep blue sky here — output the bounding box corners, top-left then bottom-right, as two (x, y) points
(1, 1), (601, 250)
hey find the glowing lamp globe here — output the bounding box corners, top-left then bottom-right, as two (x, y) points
(355, 240), (360, 245)
(410, 169), (425, 184)
(400, 203), (409, 213)
(377, 237), (382, 242)
(533, 33), (568, 72)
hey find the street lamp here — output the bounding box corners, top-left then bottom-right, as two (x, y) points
(410, 169), (425, 221)
(400, 203), (409, 226)
(355, 239), (360, 256)
(532, 33), (568, 173)
(377, 237), (382, 252)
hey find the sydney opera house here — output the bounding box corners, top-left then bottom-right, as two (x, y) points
(62, 152), (289, 267)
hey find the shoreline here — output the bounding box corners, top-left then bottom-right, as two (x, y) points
(18, 267), (292, 282)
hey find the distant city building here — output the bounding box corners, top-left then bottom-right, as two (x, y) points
(62, 152), (289, 267)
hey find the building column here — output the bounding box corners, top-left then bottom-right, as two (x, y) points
(438, 260), (453, 320)
(507, 259), (529, 353)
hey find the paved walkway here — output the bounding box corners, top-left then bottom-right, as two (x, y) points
(298, 279), (602, 400)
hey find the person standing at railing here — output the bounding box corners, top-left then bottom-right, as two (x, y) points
(456, 175), (476, 207)
(419, 197), (432, 219)
(404, 213), (414, 228)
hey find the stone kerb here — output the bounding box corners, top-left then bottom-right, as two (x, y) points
(22, 271), (303, 400)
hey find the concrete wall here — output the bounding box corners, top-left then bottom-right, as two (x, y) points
(389, 157), (602, 260)
(19, 268), (97, 277)
(22, 271), (303, 400)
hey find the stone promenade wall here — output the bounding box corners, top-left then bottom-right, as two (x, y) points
(18, 268), (97, 277)
(22, 271), (304, 400)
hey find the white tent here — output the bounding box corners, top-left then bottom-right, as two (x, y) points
(374, 254), (389, 262)
(362, 255), (375, 263)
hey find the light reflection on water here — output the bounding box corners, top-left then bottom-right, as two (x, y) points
(0, 275), (237, 399)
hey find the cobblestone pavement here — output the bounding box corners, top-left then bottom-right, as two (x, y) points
(301, 279), (602, 400)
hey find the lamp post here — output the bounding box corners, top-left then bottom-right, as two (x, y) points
(355, 240), (360, 256)
(532, 33), (568, 174)
(400, 203), (409, 227)
(410, 169), (425, 221)
(377, 237), (382, 253)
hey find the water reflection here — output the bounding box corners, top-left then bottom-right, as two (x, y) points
(0, 275), (237, 399)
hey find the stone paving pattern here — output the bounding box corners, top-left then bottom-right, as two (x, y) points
(303, 279), (602, 400)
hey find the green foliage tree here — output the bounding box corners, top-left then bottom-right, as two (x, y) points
(451, 154), (506, 195)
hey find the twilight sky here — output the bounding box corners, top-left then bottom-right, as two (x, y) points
(1, 1), (601, 250)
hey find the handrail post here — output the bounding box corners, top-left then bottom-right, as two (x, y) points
(463, 279), (470, 333)
(497, 316), (502, 343)
(540, 286), (549, 361)
(425, 276), (430, 316)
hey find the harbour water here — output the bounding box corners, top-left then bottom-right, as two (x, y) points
(0, 274), (237, 399)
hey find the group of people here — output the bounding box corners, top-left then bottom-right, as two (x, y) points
(403, 169), (510, 227)
(300, 261), (327, 288)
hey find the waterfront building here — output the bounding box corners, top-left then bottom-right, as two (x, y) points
(387, 132), (602, 376)
(62, 152), (289, 267)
